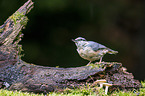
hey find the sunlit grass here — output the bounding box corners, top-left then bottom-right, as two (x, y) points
(0, 89), (44, 96)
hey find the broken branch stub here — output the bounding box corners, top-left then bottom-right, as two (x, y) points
(0, 0), (33, 45)
(0, 0), (142, 94)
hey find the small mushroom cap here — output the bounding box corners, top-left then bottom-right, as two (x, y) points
(94, 79), (106, 84)
(103, 83), (113, 86)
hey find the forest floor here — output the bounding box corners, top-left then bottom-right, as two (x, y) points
(0, 81), (144, 96)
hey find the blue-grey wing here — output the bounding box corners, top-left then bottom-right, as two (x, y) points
(87, 41), (107, 51)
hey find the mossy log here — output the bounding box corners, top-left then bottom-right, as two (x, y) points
(0, 0), (142, 94)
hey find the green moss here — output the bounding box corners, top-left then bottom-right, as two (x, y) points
(20, 16), (29, 27)
(87, 63), (100, 69)
(18, 45), (24, 59)
(9, 11), (28, 57)
(10, 11), (28, 26)
(56, 66), (59, 68)
(0, 28), (4, 33)
(87, 62), (105, 69)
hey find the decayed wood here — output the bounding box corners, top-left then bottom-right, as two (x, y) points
(0, 0), (142, 94)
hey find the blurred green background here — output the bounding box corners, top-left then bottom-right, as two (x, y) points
(0, 0), (145, 80)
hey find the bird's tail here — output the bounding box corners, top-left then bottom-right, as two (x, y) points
(107, 48), (118, 54)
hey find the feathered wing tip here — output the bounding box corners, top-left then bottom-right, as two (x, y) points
(107, 48), (118, 54)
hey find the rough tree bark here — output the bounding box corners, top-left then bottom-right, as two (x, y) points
(0, 0), (142, 94)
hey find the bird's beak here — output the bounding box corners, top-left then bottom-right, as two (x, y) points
(72, 39), (76, 42)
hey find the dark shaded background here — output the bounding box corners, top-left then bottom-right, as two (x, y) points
(0, 0), (145, 80)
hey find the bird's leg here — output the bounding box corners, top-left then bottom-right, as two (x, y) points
(87, 61), (92, 66)
(99, 57), (103, 64)
(95, 57), (103, 64)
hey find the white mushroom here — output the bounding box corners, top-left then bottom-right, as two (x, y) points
(93, 79), (106, 88)
(103, 83), (112, 95)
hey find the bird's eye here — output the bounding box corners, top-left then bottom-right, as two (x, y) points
(75, 37), (86, 41)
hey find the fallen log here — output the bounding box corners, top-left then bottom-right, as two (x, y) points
(0, 0), (142, 94)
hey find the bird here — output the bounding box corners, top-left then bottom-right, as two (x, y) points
(72, 37), (118, 65)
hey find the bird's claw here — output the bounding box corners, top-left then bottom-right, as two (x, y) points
(95, 61), (105, 64)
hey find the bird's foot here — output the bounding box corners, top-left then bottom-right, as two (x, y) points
(95, 61), (105, 64)
(95, 57), (104, 64)
(95, 62), (101, 64)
